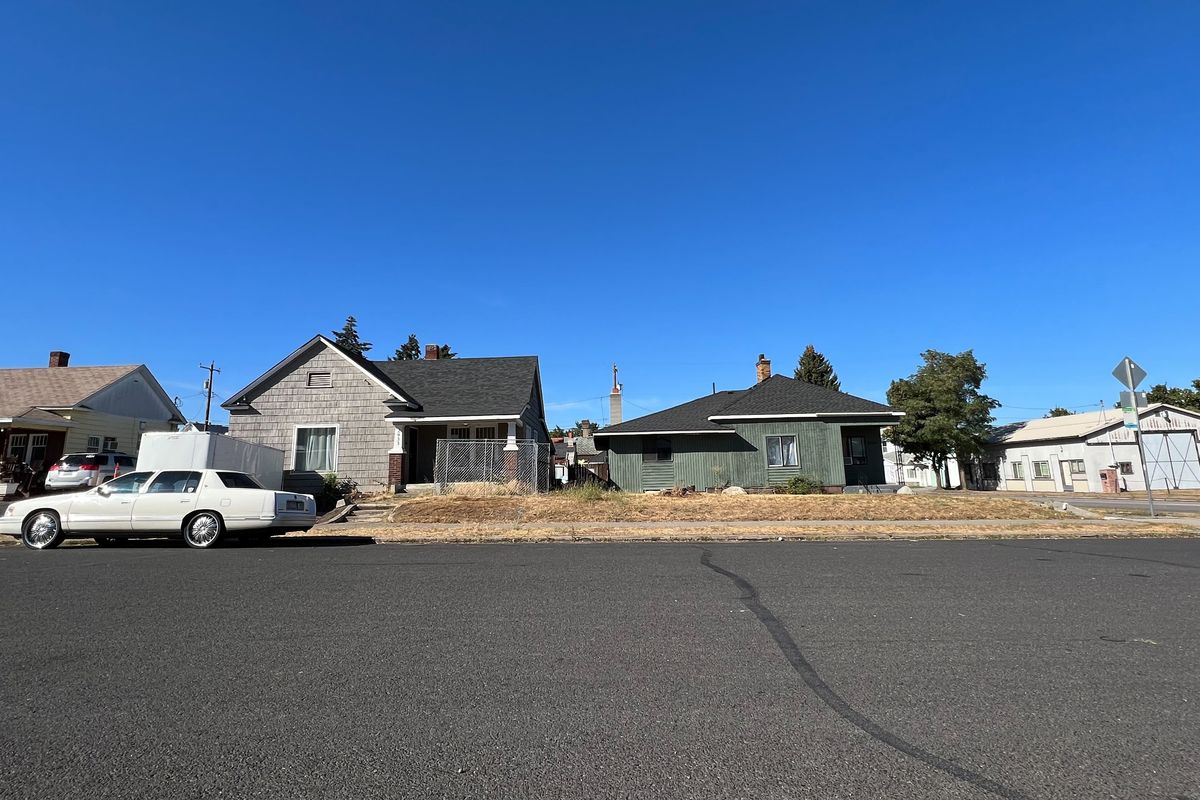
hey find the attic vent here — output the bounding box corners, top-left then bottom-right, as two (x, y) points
(306, 372), (333, 389)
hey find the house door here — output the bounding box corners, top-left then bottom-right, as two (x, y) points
(1059, 461), (1075, 492)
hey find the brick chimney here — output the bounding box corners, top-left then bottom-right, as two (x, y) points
(578, 419), (593, 438)
(49, 351), (71, 368)
(425, 344), (439, 360)
(755, 354), (771, 384)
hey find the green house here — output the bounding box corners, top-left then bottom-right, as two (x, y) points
(594, 360), (902, 493)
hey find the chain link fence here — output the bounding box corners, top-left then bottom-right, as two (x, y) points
(434, 439), (552, 494)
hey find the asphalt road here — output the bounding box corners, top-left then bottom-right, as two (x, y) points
(2, 539), (1198, 799)
(1048, 496), (1200, 515)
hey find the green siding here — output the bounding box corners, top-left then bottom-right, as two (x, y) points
(603, 420), (870, 492)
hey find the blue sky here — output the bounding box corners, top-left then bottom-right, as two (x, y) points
(3, 2), (1198, 429)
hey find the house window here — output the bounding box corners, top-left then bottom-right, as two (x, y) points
(306, 372), (333, 388)
(1012, 462), (1025, 480)
(765, 435), (799, 467)
(29, 434), (48, 467)
(87, 436), (101, 452)
(1032, 461), (1051, 479)
(295, 426), (337, 472)
(475, 426), (497, 440)
(103, 437), (118, 451)
(1118, 461), (1134, 475)
(642, 436), (672, 463)
(449, 427), (470, 440)
(1069, 460), (1086, 474)
(7, 434), (28, 462)
(845, 436), (868, 466)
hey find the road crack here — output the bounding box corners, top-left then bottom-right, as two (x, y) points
(697, 546), (1031, 800)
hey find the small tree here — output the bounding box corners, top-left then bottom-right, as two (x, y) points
(331, 316), (372, 356)
(885, 350), (999, 489)
(1146, 379), (1200, 411)
(437, 344), (457, 359)
(390, 334), (422, 361)
(1045, 407), (1073, 418)
(548, 424), (567, 438)
(794, 345), (841, 391)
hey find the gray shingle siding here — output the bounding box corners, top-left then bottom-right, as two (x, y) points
(227, 346), (394, 493)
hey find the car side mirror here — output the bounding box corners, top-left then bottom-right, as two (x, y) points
(96, 486), (111, 497)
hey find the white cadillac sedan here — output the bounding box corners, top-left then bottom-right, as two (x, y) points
(1, 469), (316, 550)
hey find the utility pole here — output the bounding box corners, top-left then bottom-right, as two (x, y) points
(199, 361), (221, 433)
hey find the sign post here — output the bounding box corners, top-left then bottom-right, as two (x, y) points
(1112, 356), (1155, 517)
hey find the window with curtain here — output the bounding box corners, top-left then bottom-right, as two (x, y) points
(295, 426), (337, 472)
(766, 435), (798, 467)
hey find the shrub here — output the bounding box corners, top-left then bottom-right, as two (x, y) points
(315, 472), (359, 513)
(784, 475), (824, 495)
(563, 484), (614, 502)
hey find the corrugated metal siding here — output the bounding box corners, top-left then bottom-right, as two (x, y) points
(227, 346), (395, 491)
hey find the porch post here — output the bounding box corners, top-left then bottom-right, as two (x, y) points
(505, 420), (520, 452)
(504, 420), (520, 481)
(389, 424), (408, 493)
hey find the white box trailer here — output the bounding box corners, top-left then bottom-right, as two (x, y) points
(135, 431), (284, 490)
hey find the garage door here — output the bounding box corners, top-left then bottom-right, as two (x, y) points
(1143, 432), (1200, 490)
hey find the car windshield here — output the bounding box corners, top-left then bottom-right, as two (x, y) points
(60, 454), (103, 468)
(217, 472), (263, 489)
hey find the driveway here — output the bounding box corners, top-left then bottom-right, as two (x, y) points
(2, 539), (1198, 799)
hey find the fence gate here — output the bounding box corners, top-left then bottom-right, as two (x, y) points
(434, 439), (552, 494)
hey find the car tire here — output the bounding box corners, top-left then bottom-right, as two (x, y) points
(183, 512), (223, 549)
(21, 511), (64, 550)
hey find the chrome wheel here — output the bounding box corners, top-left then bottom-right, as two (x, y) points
(22, 512), (63, 550)
(184, 513), (222, 549)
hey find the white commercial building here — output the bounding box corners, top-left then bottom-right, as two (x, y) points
(984, 404), (1200, 493)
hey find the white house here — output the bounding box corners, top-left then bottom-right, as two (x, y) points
(880, 438), (962, 488)
(984, 404), (1200, 493)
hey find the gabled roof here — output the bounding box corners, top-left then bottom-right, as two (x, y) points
(0, 364), (140, 419)
(374, 356), (541, 418)
(988, 404), (1200, 445)
(596, 375), (898, 436)
(222, 334), (545, 422)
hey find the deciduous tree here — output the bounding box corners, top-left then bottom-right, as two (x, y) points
(1045, 407), (1072, 418)
(1146, 379), (1200, 411)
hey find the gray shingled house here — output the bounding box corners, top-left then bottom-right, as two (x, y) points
(222, 335), (550, 493)
(594, 355), (902, 492)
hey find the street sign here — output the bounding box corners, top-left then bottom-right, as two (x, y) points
(1119, 391), (1147, 410)
(1112, 357), (1147, 390)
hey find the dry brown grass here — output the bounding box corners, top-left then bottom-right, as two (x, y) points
(380, 491), (1065, 524)
(298, 520), (1196, 544)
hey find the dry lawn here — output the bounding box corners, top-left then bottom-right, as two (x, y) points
(377, 491), (1065, 524)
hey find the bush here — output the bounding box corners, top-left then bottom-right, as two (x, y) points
(315, 472), (359, 513)
(784, 475), (824, 495)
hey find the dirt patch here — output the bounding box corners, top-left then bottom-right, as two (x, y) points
(379, 492), (1066, 524)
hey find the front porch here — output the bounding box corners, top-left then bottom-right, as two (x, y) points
(387, 417), (527, 491)
(0, 413), (73, 497)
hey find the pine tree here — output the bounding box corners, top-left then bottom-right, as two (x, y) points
(438, 344), (457, 359)
(331, 315), (372, 356)
(793, 345), (841, 391)
(390, 334), (422, 361)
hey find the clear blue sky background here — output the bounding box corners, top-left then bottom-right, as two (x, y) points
(4, 2), (1198, 429)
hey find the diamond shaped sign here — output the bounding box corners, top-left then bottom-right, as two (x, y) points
(1112, 357), (1147, 390)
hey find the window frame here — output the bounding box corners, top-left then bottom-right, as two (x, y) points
(845, 435), (868, 466)
(1012, 461), (1025, 480)
(86, 436), (101, 452)
(1032, 460), (1052, 479)
(102, 436), (118, 451)
(765, 434), (799, 468)
(1068, 459), (1086, 474)
(1118, 461), (1134, 475)
(293, 424), (339, 473)
(147, 470), (203, 494)
(642, 435), (672, 463)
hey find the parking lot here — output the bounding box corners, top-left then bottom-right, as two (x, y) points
(2, 538), (1198, 799)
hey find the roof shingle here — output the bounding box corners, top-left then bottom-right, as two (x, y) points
(0, 365), (140, 419)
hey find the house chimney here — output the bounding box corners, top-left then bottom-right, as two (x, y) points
(609, 363), (622, 425)
(49, 351), (71, 368)
(579, 419), (593, 438)
(425, 344), (439, 360)
(756, 353), (771, 383)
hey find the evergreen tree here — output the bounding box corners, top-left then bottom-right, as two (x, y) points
(793, 345), (841, 391)
(390, 334), (422, 361)
(331, 315), (372, 356)
(885, 350), (999, 489)
(1045, 407), (1073, 418)
(438, 344), (457, 359)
